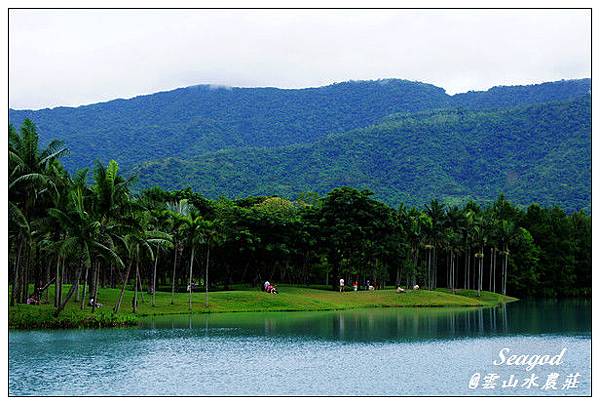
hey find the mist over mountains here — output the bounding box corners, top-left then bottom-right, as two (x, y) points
(9, 78), (591, 211)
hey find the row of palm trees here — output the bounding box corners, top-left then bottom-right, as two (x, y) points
(401, 199), (523, 297)
(9, 120), (219, 315)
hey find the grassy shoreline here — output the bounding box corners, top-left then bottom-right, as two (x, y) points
(9, 285), (517, 330)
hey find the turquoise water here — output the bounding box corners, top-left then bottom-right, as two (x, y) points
(9, 300), (591, 396)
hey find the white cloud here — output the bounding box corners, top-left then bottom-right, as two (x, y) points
(9, 9), (591, 109)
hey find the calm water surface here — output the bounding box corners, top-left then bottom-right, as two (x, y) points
(9, 299), (591, 396)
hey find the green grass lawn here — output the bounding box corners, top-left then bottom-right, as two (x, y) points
(9, 284), (517, 329)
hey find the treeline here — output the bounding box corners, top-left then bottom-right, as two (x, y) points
(9, 120), (591, 316)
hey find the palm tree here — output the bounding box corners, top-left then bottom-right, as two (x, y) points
(497, 219), (522, 295)
(9, 202), (31, 305)
(425, 200), (446, 289)
(471, 214), (489, 298)
(165, 200), (191, 305)
(50, 181), (123, 316)
(9, 120), (68, 303)
(114, 211), (170, 313)
(443, 228), (462, 293)
(89, 159), (133, 302)
(149, 211), (173, 307)
(181, 212), (213, 310)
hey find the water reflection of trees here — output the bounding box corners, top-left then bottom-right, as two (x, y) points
(143, 300), (590, 341)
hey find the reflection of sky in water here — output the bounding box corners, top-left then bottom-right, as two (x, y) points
(9, 300), (591, 396)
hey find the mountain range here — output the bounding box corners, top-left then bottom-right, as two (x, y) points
(9, 78), (591, 211)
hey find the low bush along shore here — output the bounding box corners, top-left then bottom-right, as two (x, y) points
(9, 285), (517, 329)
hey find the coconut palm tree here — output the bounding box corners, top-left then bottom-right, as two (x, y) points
(180, 212), (213, 310)
(471, 214), (489, 298)
(114, 211), (170, 313)
(425, 200), (446, 289)
(50, 180), (123, 316)
(497, 219), (522, 295)
(9, 120), (68, 303)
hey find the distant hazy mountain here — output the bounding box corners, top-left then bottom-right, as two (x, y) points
(9, 78), (591, 211)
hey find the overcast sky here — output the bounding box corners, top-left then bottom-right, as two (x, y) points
(9, 9), (591, 110)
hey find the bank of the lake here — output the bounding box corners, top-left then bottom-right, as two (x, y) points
(9, 285), (517, 330)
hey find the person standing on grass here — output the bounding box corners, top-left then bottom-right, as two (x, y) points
(339, 277), (345, 293)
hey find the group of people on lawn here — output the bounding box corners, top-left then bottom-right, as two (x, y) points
(261, 278), (418, 294)
(337, 278), (381, 292)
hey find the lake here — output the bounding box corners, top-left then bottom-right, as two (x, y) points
(9, 299), (591, 396)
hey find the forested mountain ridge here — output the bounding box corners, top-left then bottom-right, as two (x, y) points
(9, 78), (591, 211)
(9, 80), (452, 169)
(134, 96), (591, 212)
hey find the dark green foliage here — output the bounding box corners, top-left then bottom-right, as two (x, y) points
(136, 96), (591, 212)
(9, 78), (591, 211)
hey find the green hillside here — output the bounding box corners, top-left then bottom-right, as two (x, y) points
(9, 78), (591, 211)
(135, 96), (591, 211)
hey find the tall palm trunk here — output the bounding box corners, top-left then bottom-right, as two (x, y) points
(55, 263), (84, 316)
(43, 259), (51, 303)
(427, 248), (432, 290)
(477, 247), (483, 297)
(188, 246), (195, 311)
(463, 248), (468, 289)
(493, 249), (497, 292)
(489, 247), (494, 291)
(54, 255), (61, 308)
(137, 264), (145, 304)
(152, 249), (159, 306)
(432, 247), (437, 289)
(11, 238), (23, 306)
(467, 248), (471, 290)
(502, 249), (508, 295)
(205, 245), (210, 308)
(449, 252), (453, 292)
(21, 248), (31, 303)
(171, 246), (178, 305)
(80, 265), (89, 309)
(133, 257), (140, 313)
(91, 263), (100, 313)
(114, 261), (132, 313)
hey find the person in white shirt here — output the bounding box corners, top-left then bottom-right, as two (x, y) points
(264, 280), (270, 291)
(339, 278), (345, 293)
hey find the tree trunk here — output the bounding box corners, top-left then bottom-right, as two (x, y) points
(21, 248), (30, 303)
(188, 246), (195, 311)
(133, 259), (139, 313)
(489, 247), (494, 291)
(502, 249), (508, 296)
(171, 247), (178, 305)
(152, 249), (159, 307)
(54, 264), (84, 316)
(114, 261), (133, 313)
(91, 263), (100, 313)
(137, 264), (145, 304)
(477, 247), (483, 297)
(205, 245), (210, 308)
(467, 248), (471, 290)
(463, 249), (468, 290)
(88, 261), (96, 305)
(11, 238), (23, 306)
(80, 265), (89, 309)
(54, 255), (61, 308)
(493, 249), (497, 292)
(427, 249), (432, 290)
(43, 258), (51, 303)
(451, 252), (455, 293)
